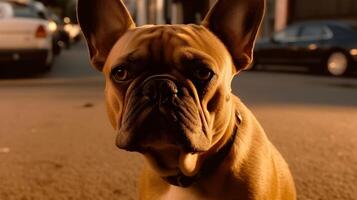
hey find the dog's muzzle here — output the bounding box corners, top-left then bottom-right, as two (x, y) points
(116, 75), (188, 151)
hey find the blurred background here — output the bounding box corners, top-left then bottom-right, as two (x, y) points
(0, 0), (356, 200)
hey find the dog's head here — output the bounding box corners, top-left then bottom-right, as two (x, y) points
(78, 0), (265, 178)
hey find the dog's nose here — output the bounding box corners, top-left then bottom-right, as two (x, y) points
(142, 78), (178, 105)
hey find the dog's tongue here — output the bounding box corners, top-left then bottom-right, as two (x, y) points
(179, 153), (200, 177)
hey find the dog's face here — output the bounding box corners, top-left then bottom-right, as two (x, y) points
(103, 25), (237, 177)
(78, 0), (265, 178)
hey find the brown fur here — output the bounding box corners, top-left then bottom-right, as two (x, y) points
(77, 0), (296, 199)
(139, 98), (296, 200)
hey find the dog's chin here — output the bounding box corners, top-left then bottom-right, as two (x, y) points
(142, 146), (202, 177)
(116, 117), (205, 177)
(117, 123), (205, 177)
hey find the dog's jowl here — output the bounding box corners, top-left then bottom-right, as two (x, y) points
(77, 0), (296, 199)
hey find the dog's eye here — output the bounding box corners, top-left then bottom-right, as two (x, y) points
(111, 66), (129, 83)
(194, 67), (213, 81)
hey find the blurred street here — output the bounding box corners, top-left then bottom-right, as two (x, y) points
(0, 42), (357, 200)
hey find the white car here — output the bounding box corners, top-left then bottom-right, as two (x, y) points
(0, 1), (54, 72)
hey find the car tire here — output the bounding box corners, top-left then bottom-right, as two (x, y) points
(38, 49), (54, 72)
(53, 39), (62, 56)
(325, 51), (350, 76)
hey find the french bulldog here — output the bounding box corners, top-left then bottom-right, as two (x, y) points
(77, 0), (296, 199)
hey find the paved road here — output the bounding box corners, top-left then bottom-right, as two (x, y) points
(0, 43), (356, 200)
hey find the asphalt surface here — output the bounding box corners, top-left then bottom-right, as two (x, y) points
(0, 43), (356, 200)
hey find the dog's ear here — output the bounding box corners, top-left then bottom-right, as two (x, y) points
(77, 0), (135, 71)
(202, 0), (265, 72)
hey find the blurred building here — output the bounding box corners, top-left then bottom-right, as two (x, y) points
(124, 0), (275, 37)
(124, 0), (357, 37)
(275, 0), (357, 31)
(124, 0), (212, 25)
(37, 0), (77, 21)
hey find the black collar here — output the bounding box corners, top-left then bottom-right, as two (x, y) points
(163, 111), (242, 187)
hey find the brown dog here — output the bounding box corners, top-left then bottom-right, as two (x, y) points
(77, 0), (296, 199)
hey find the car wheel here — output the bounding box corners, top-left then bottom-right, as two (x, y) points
(325, 51), (350, 76)
(39, 49), (54, 72)
(53, 40), (62, 56)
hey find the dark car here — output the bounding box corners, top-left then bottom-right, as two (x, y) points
(47, 11), (71, 51)
(253, 20), (357, 76)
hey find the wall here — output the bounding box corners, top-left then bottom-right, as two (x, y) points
(290, 0), (357, 22)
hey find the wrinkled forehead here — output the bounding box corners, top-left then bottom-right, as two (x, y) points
(104, 24), (231, 72)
